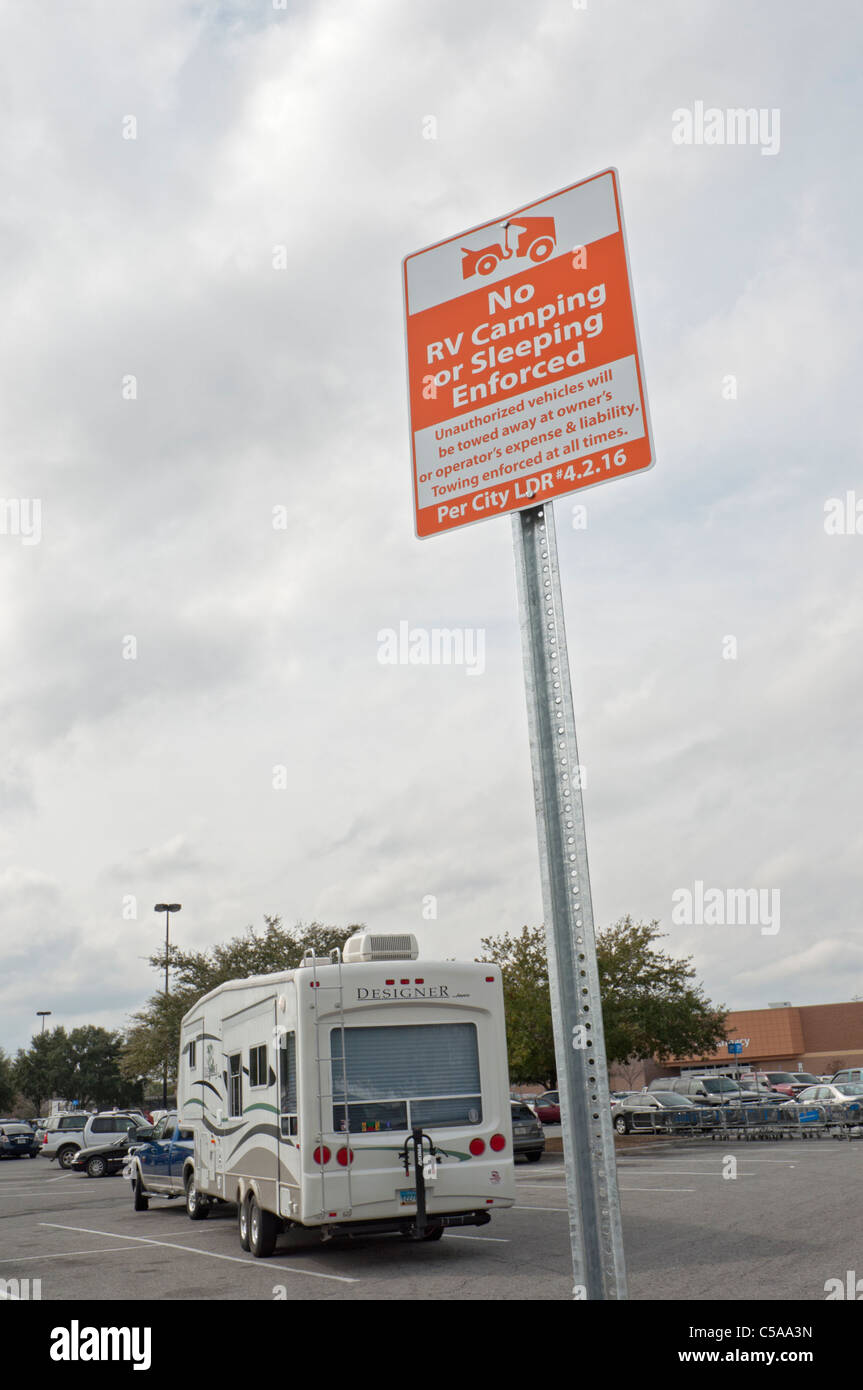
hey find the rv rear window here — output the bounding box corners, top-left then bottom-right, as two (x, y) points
(331, 1023), (482, 1133)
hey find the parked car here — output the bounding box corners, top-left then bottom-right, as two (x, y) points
(740, 1071), (819, 1098)
(648, 1076), (763, 1106)
(82, 1112), (149, 1148)
(831, 1068), (863, 1085)
(127, 1112), (202, 1217)
(794, 1083), (863, 1108)
(532, 1091), (560, 1124)
(0, 1122), (41, 1158)
(71, 1124), (155, 1177)
(42, 1111), (144, 1168)
(611, 1092), (697, 1134)
(510, 1101), (545, 1162)
(41, 1113), (92, 1167)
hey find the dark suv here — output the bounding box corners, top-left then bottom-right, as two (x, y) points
(649, 1076), (762, 1105)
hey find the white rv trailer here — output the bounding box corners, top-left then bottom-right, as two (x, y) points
(177, 932), (516, 1256)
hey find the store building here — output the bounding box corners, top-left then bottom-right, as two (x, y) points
(608, 1000), (863, 1090)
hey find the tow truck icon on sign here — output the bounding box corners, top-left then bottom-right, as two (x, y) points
(461, 215), (557, 280)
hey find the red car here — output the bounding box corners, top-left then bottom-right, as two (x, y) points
(532, 1091), (560, 1124)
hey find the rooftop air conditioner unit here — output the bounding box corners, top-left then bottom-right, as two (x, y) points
(343, 933), (419, 963)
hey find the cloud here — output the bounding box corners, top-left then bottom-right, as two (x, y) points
(1, 0), (861, 1054)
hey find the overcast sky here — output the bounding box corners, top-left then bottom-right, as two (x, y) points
(1, 0), (861, 1057)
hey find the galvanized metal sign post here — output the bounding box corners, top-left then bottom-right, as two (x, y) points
(512, 500), (627, 1299)
(403, 168), (653, 1299)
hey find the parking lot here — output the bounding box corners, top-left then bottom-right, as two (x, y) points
(1, 1137), (857, 1302)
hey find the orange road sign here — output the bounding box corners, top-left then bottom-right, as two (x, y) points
(403, 169), (654, 538)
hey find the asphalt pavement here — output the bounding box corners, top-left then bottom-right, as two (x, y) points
(0, 1137), (857, 1301)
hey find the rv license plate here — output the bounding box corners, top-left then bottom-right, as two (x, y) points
(398, 1189), (416, 1206)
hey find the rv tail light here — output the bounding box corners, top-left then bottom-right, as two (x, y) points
(469, 1138), (485, 1157)
(415, 978), (424, 984)
(385, 979), (395, 985)
(485, 977), (494, 982)
(490, 1134), (506, 1151)
(313, 1146), (331, 1165)
(400, 979), (409, 985)
(336, 1147), (354, 1166)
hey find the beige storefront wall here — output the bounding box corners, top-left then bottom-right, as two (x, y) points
(608, 1001), (863, 1091)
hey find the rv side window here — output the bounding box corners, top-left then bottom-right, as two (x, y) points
(188, 1041), (196, 1070)
(249, 1043), (267, 1088)
(228, 1054), (242, 1118)
(332, 1023), (482, 1134)
(279, 1033), (297, 1138)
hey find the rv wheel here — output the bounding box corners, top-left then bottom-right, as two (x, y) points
(248, 1195), (278, 1258)
(238, 1195), (251, 1250)
(185, 1172), (209, 1220)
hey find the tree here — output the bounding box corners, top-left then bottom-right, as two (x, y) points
(121, 916), (362, 1092)
(480, 917), (727, 1086)
(13, 1030), (67, 1114)
(599, 916), (727, 1066)
(479, 927), (556, 1087)
(15, 1026), (144, 1111)
(0, 1049), (16, 1113)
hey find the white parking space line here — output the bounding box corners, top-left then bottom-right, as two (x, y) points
(444, 1233), (509, 1242)
(40, 1223), (360, 1284)
(518, 1182), (699, 1192)
(617, 1157), (796, 1165)
(548, 1170), (761, 1179)
(0, 1246), (147, 1263)
(619, 1186), (697, 1193)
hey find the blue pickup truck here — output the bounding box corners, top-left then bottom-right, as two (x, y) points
(127, 1111), (210, 1220)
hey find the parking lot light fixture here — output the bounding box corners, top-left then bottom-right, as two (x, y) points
(154, 903), (182, 1108)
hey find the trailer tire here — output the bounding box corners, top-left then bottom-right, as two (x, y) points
(133, 1172), (149, 1211)
(238, 1195), (251, 1250)
(185, 1172), (209, 1220)
(248, 1195), (277, 1258)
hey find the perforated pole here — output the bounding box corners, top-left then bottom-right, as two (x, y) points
(512, 501), (627, 1300)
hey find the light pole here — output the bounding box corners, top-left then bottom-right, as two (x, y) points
(154, 903), (181, 1108)
(36, 1011), (52, 1033)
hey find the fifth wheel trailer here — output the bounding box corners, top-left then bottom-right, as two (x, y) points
(177, 933), (516, 1256)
